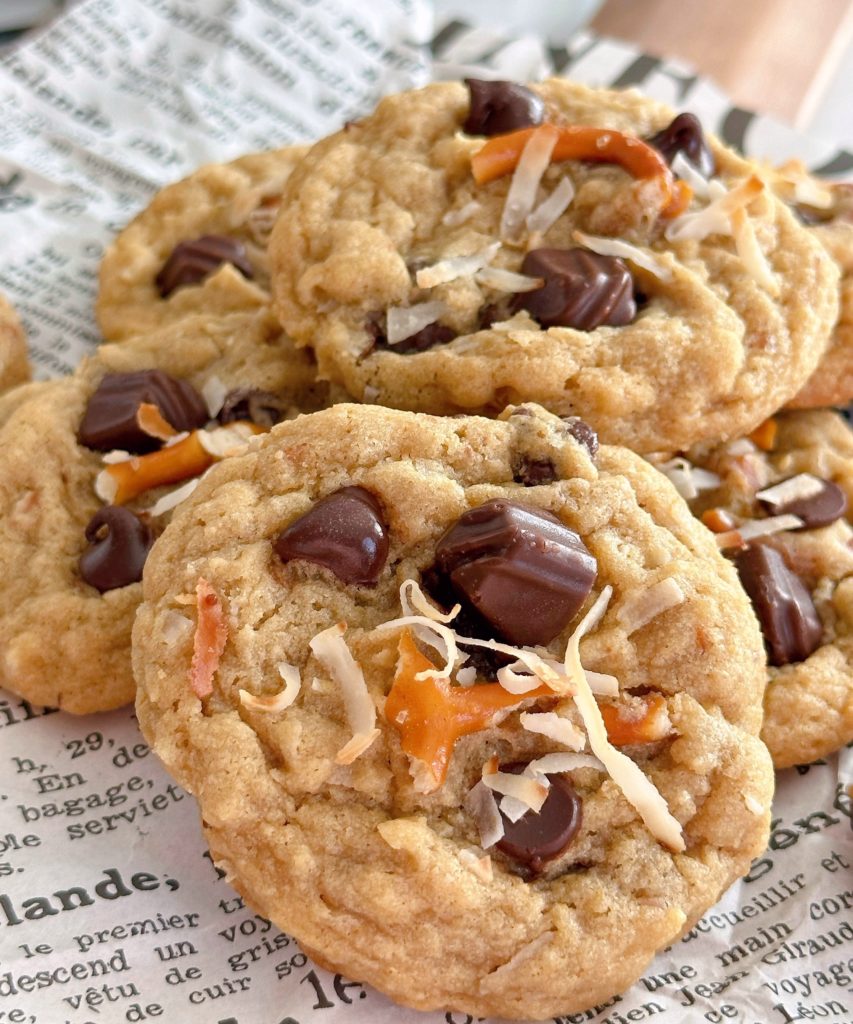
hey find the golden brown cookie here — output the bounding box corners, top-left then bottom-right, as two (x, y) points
(269, 81), (838, 452)
(0, 291), (30, 392)
(665, 409), (853, 767)
(0, 309), (330, 714)
(97, 146), (308, 341)
(133, 402), (772, 1019)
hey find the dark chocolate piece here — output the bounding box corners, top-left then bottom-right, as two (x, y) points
(647, 112), (716, 179)
(155, 235), (254, 298)
(514, 248), (636, 330)
(463, 79), (545, 136)
(495, 762), (582, 873)
(759, 477), (848, 530)
(274, 486), (389, 585)
(434, 499), (597, 647)
(513, 457), (557, 487)
(79, 506), (154, 593)
(218, 388), (289, 429)
(735, 544), (823, 667)
(562, 417), (599, 459)
(78, 370), (208, 453)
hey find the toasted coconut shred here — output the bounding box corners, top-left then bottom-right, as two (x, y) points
(386, 301), (447, 345)
(458, 848), (494, 882)
(415, 242), (500, 288)
(655, 456), (721, 500)
(482, 763), (550, 814)
(464, 780), (505, 848)
(572, 229), (673, 283)
(526, 176), (575, 237)
(201, 374), (228, 418)
(147, 478), (200, 518)
(309, 623), (380, 764)
(239, 663), (301, 713)
(475, 265), (544, 293)
(519, 711), (585, 750)
(479, 931), (557, 992)
(756, 473), (825, 507)
(715, 513), (804, 549)
(500, 124), (559, 242)
(616, 577), (686, 635)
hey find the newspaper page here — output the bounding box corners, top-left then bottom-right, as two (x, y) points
(0, 3), (850, 1022)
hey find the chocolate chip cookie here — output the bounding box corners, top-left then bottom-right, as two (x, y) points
(269, 80), (838, 452)
(0, 308), (329, 714)
(97, 146), (308, 341)
(0, 291), (30, 392)
(133, 402), (772, 1019)
(661, 409), (853, 767)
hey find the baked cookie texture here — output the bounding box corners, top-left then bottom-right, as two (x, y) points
(268, 80), (838, 453)
(133, 402), (772, 1019)
(684, 410), (853, 768)
(0, 292), (30, 392)
(787, 182), (853, 409)
(97, 146), (308, 341)
(0, 309), (330, 714)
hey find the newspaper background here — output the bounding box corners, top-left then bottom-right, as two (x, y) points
(0, 1), (850, 1021)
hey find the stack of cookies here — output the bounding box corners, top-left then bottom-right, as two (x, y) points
(1, 78), (851, 1019)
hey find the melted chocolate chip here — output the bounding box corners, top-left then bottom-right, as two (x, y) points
(735, 544), (823, 667)
(274, 486), (389, 585)
(79, 507), (154, 593)
(647, 112), (716, 179)
(78, 370), (208, 453)
(562, 417), (599, 460)
(495, 763), (582, 873)
(155, 235), (254, 298)
(218, 388), (288, 429)
(514, 249), (636, 330)
(513, 457), (557, 487)
(434, 499), (597, 647)
(759, 477), (848, 530)
(463, 79), (545, 136)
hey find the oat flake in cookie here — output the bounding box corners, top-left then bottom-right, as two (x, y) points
(674, 409), (853, 768)
(0, 309), (329, 714)
(132, 402), (772, 1019)
(0, 291), (30, 393)
(97, 146), (308, 341)
(268, 80), (838, 452)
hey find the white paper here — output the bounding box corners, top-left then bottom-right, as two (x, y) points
(0, 4), (850, 1023)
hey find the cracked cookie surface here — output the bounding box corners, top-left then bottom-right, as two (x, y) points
(133, 402), (772, 1018)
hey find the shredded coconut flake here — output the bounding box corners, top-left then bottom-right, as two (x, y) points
(458, 848), (493, 881)
(671, 152), (712, 198)
(102, 449), (133, 465)
(386, 301), (447, 345)
(744, 793), (765, 815)
(656, 456), (721, 500)
(564, 586), (685, 851)
(730, 206), (780, 295)
(482, 764), (549, 813)
(375, 614), (459, 680)
(526, 176), (575, 236)
(399, 578), (459, 623)
(585, 670), (620, 697)
(519, 711), (585, 750)
(198, 423), (258, 459)
(756, 473), (825, 507)
(500, 124), (559, 242)
(415, 242), (500, 289)
(479, 932), (556, 992)
(147, 478), (199, 517)
(463, 780), (504, 848)
(161, 610), (192, 644)
(239, 663), (301, 714)
(442, 200), (481, 227)
(94, 468), (119, 503)
(309, 623), (379, 764)
(716, 513), (804, 548)
(573, 229), (673, 282)
(617, 578), (686, 635)
(456, 666), (476, 687)
(665, 174), (765, 242)
(202, 375), (229, 418)
(474, 265), (544, 292)
(527, 752), (604, 775)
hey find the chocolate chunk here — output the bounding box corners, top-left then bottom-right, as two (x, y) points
(495, 763), (582, 873)
(463, 79), (544, 136)
(79, 506), (154, 593)
(647, 112), (716, 179)
(735, 544), (823, 667)
(562, 417), (599, 459)
(218, 388), (288, 429)
(78, 370), (208, 453)
(155, 235), (254, 298)
(514, 249), (636, 330)
(513, 457), (557, 487)
(759, 477), (848, 530)
(274, 486), (389, 585)
(434, 499), (597, 647)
